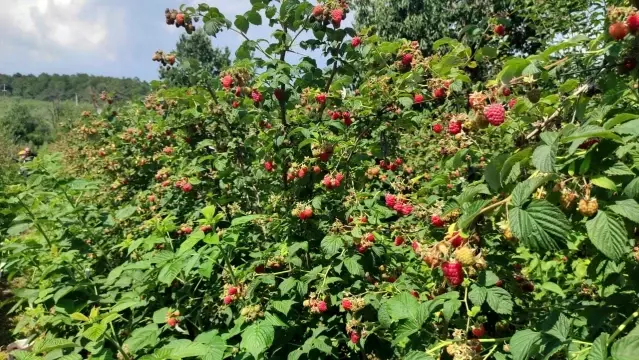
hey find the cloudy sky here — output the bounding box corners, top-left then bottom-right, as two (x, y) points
(0, 0), (331, 82)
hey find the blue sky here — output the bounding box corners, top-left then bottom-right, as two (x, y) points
(0, 0), (338, 82)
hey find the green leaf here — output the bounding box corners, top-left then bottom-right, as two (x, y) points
(509, 200), (570, 251)
(83, 324), (107, 342)
(624, 178), (639, 198)
(468, 285), (487, 306)
(115, 206), (137, 220)
(509, 330), (542, 360)
(605, 163), (635, 176)
(404, 351), (435, 360)
(541, 282), (565, 297)
(271, 300), (295, 316)
(231, 214), (264, 226)
(70, 312), (90, 322)
(591, 176), (618, 191)
(532, 132), (560, 173)
(279, 277), (297, 295)
(320, 235), (343, 256)
(511, 175), (553, 207)
(614, 120), (639, 136)
(246, 10), (262, 25)
(240, 322), (275, 359)
(611, 335), (639, 360)
(178, 230), (205, 255)
(562, 125), (621, 143)
(158, 259), (184, 285)
(234, 15), (249, 33)
(152, 308), (170, 323)
(457, 200), (491, 230)
(500, 148), (533, 184)
(609, 199), (639, 223)
(586, 211), (630, 261)
(124, 324), (159, 352)
(587, 332), (609, 360)
(485, 287), (513, 315)
(344, 256), (363, 276)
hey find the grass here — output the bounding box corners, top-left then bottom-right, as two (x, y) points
(0, 96), (92, 120)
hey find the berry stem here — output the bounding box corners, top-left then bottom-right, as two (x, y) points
(608, 308), (639, 344)
(482, 344), (498, 360)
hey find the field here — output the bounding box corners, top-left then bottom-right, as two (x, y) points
(1, 2), (639, 360)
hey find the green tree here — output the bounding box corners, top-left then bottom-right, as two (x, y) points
(0, 101), (51, 146)
(352, 0), (593, 55)
(159, 29), (231, 87)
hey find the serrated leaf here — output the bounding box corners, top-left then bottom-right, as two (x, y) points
(158, 259), (184, 285)
(178, 230), (205, 255)
(271, 300), (295, 316)
(486, 287), (513, 315)
(609, 199), (639, 223)
(586, 211), (629, 261)
(541, 282), (565, 297)
(509, 330), (542, 360)
(587, 332), (609, 360)
(70, 312), (90, 322)
(611, 335), (639, 360)
(124, 324), (159, 352)
(511, 175), (553, 207)
(562, 125), (621, 142)
(115, 206), (136, 220)
(500, 148), (533, 184)
(605, 163), (635, 176)
(509, 200), (570, 251)
(83, 324), (107, 342)
(279, 277), (297, 295)
(468, 285), (487, 306)
(152, 307), (170, 323)
(624, 178), (639, 198)
(234, 15), (249, 33)
(591, 176), (618, 191)
(344, 256), (363, 276)
(320, 235), (343, 256)
(404, 351), (435, 360)
(457, 200), (491, 229)
(240, 322), (274, 359)
(231, 214), (263, 226)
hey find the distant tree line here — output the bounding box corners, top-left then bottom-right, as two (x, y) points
(0, 73), (151, 102)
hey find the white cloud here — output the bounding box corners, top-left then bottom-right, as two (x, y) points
(0, 0), (120, 61)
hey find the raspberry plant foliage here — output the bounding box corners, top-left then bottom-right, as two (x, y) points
(3, 1), (639, 360)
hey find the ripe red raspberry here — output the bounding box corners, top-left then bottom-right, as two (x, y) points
(400, 204), (413, 216)
(441, 261), (464, 286)
(341, 298), (352, 310)
(312, 5), (324, 17)
(359, 216), (368, 223)
(402, 53), (413, 66)
(167, 317), (179, 327)
(494, 24), (505, 36)
(431, 215), (444, 227)
(433, 123), (443, 133)
(315, 93), (327, 104)
(176, 13), (185, 26)
(181, 182), (193, 192)
(148, 195), (156, 203)
(350, 332), (360, 344)
(201, 225), (212, 233)
(501, 87), (511, 96)
(255, 265), (265, 273)
(357, 245), (367, 253)
(579, 138), (600, 149)
(234, 86), (242, 97)
(312, 165), (321, 174)
(521, 281), (535, 292)
(495, 279), (504, 287)
(274, 88), (285, 101)
(300, 207), (313, 220)
(365, 233), (375, 242)
(322, 175), (332, 187)
(484, 103), (505, 126)
(298, 167), (307, 178)
(609, 22), (628, 40)
(331, 8), (343, 27)
(394, 157), (403, 165)
(264, 161), (274, 172)
(335, 173), (344, 182)
(507, 98), (517, 109)
(385, 194), (396, 207)
(221, 75), (233, 89)
(411, 241), (421, 253)
(432, 87), (446, 99)
(342, 111), (352, 126)
(351, 36), (361, 47)
(628, 14), (639, 32)
(472, 324), (486, 338)
(163, 146), (173, 154)
(389, 163), (398, 171)
(223, 295), (233, 305)
(316, 300), (327, 312)
(228, 287), (238, 295)
(394, 236), (404, 246)
(181, 226), (192, 235)
(414, 93), (424, 104)
(449, 232), (463, 248)
(251, 90), (263, 104)
(448, 120), (462, 134)
(410, 290), (419, 298)
(232, 101), (240, 108)
(330, 111), (341, 120)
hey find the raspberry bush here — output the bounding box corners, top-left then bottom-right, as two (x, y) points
(3, 1), (639, 360)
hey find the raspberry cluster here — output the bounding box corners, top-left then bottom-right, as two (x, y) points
(222, 284), (245, 305)
(311, 143), (334, 162)
(448, 120), (462, 135)
(384, 194), (413, 216)
(165, 310), (180, 328)
(322, 173), (344, 189)
(240, 304), (264, 322)
(328, 110), (353, 126)
(379, 158), (403, 172)
(441, 260), (464, 286)
(303, 294), (328, 313)
(263, 161), (275, 172)
(341, 297), (366, 312)
(291, 204), (313, 220)
(165, 9), (196, 33)
(152, 50), (176, 68)
(310, 0), (350, 28)
(174, 178), (193, 192)
(355, 232), (375, 253)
